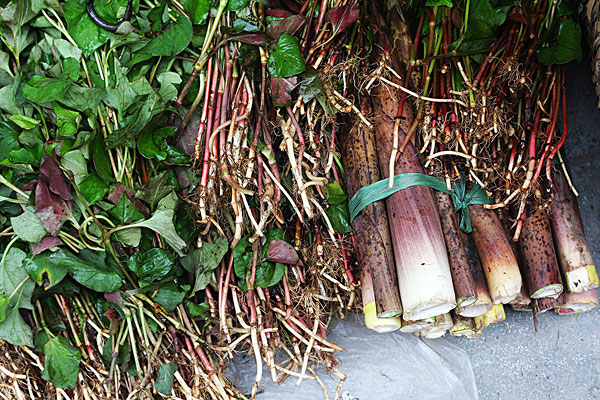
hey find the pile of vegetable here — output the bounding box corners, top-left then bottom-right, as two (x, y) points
(0, 0), (597, 398)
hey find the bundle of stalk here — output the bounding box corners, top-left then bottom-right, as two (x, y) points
(365, 3), (457, 322)
(404, 1), (584, 240)
(0, 0), (369, 398)
(340, 104), (402, 331)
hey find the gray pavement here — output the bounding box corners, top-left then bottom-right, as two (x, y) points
(451, 60), (600, 400)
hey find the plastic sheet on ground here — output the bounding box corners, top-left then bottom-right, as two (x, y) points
(228, 314), (478, 400)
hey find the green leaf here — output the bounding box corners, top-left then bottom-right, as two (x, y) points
(255, 228), (287, 288)
(92, 135), (115, 183)
(233, 236), (253, 280)
(128, 248), (174, 288)
(0, 295), (9, 323)
(63, 0), (109, 56)
(427, 0), (452, 6)
(325, 181), (347, 205)
(53, 103), (81, 137)
(9, 114), (40, 130)
(7, 143), (44, 165)
(134, 192), (186, 255)
(62, 86), (106, 112)
(41, 335), (81, 389)
(157, 71), (182, 103)
(0, 306), (34, 347)
(61, 150), (87, 185)
(22, 58), (80, 103)
(181, 0), (210, 25)
(79, 173), (109, 205)
(183, 300), (208, 317)
(155, 362), (178, 396)
(0, 248), (32, 310)
(114, 228), (141, 247)
(11, 208), (48, 243)
(138, 126), (173, 161)
(48, 249), (122, 292)
(457, 0), (508, 52)
(326, 203), (352, 234)
(267, 33), (306, 78)
(24, 254), (68, 289)
(136, 171), (175, 210)
(536, 18), (582, 64)
(108, 195), (145, 223)
(152, 282), (185, 312)
(0, 120), (20, 161)
(181, 237), (228, 293)
(144, 14), (193, 56)
(298, 67), (326, 105)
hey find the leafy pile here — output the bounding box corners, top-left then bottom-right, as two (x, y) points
(0, 0), (362, 398)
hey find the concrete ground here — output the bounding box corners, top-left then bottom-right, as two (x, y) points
(451, 59), (600, 400)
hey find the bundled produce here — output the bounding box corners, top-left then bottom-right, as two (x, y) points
(1, 0), (598, 398)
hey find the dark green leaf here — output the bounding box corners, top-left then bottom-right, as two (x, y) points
(62, 86), (106, 112)
(138, 126), (174, 161)
(536, 18), (582, 64)
(233, 236), (253, 280)
(181, 237), (228, 293)
(42, 335), (81, 389)
(0, 306), (34, 347)
(152, 282), (185, 312)
(52, 103), (80, 137)
(79, 173), (109, 205)
(155, 362), (178, 396)
(144, 14), (193, 56)
(183, 300), (208, 317)
(0, 120), (20, 161)
(48, 249), (122, 292)
(0, 248), (34, 310)
(22, 58), (80, 103)
(136, 171), (175, 210)
(325, 181), (347, 205)
(267, 33), (306, 78)
(457, 0), (508, 52)
(108, 195), (145, 223)
(63, 0), (109, 56)
(181, 0), (210, 25)
(24, 254), (68, 289)
(92, 135), (115, 183)
(298, 67), (326, 104)
(7, 142), (44, 165)
(227, 0), (250, 11)
(326, 203), (352, 234)
(427, 0), (452, 6)
(128, 248), (174, 288)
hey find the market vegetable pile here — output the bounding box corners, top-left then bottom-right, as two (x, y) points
(0, 0), (597, 398)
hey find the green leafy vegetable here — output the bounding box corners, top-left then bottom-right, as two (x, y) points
(11, 207), (48, 243)
(267, 33), (306, 78)
(155, 362), (178, 396)
(48, 249), (122, 292)
(42, 335), (81, 389)
(537, 18), (582, 64)
(128, 248), (174, 288)
(181, 237), (228, 293)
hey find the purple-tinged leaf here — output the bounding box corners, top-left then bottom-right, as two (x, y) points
(266, 9), (292, 18)
(230, 32), (273, 46)
(40, 153), (72, 201)
(267, 15), (306, 40)
(271, 76), (297, 107)
(104, 292), (124, 308)
(327, 0), (359, 33)
(32, 237), (63, 256)
(108, 183), (136, 204)
(35, 180), (69, 236)
(266, 240), (303, 266)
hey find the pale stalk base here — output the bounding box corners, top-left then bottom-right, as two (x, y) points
(402, 301), (456, 322)
(457, 303), (492, 318)
(456, 296), (477, 309)
(420, 328), (448, 339)
(475, 304), (505, 329)
(565, 265), (599, 293)
(531, 284), (564, 299)
(364, 302), (402, 333)
(556, 301), (598, 315)
(492, 292), (519, 305)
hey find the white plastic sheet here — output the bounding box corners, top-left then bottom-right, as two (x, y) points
(229, 314), (478, 399)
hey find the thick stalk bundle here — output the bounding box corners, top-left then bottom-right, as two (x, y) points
(341, 115), (402, 318)
(457, 232), (493, 317)
(361, 268), (402, 332)
(556, 289), (599, 315)
(518, 207), (563, 299)
(370, 10), (456, 321)
(435, 192), (477, 308)
(550, 170), (599, 293)
(469, 205), (523, 304)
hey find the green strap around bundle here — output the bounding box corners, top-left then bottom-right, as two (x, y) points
(348, 173), (492, 233)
